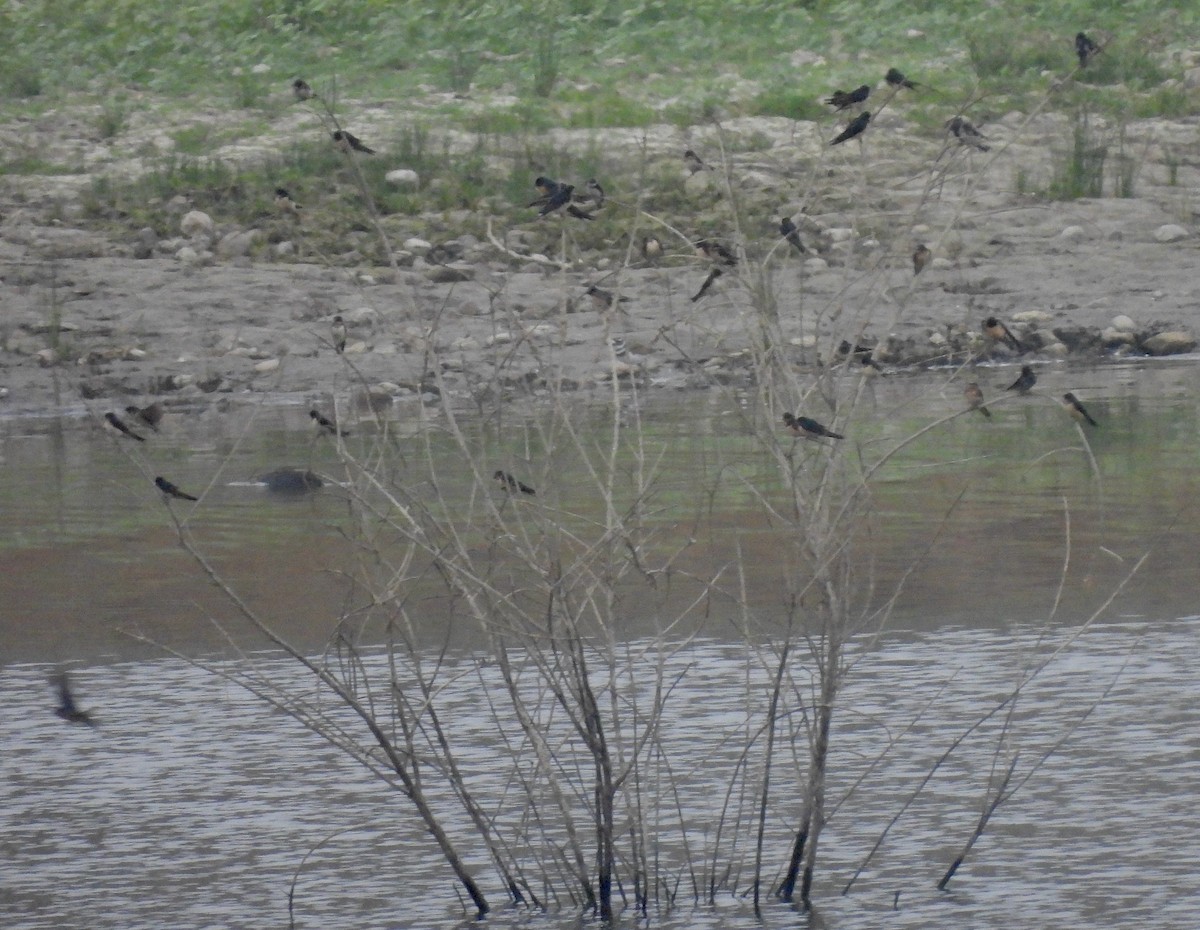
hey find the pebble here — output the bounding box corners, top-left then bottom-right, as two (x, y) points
(1154, 224), (1188, 243)
(180, 210), (214, 238)
(386, 169), (420, 187)
(1060, 225), (1085, 241)
(1111, 315), (1136, 332)
(1142, 331), (1196, 355)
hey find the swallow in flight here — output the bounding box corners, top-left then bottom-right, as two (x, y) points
(983, 316), (1023, 352)
(310, 409), (349, 436)
(964, 381), (991, 418)
(155, 476), (198, 501)
(1062, 392), (1098, 426)
(1005, 365), (1037, 395)
(780, 217), (807, 253)
(946, 116), (990, 151)
(332, 130), (375, 154)
(494, 470), (536, 495)
(885, 67), (918, 89)
(51, 672), (96, 727)
(124, 402), (163, 432)
(783, 412), (844, 440)
(105, 412), (145, 442)
(830, 111), (870, 145)
(825, 84), (871, 111)
(912, 243), (931, 275)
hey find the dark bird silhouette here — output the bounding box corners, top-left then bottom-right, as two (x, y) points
(528, 175), (560, 207)
(586, 284), (631, 311)
(494, 470), (536, 495)
(332, 130), (374, 154)
(690, 267), (723, 302)
(983, 317), (1023, 352)
(830, 111), (870, 146)
(1005, 365), (1037, 395)
(946, 116), (990, 151)
(51, 673), (96, 727)
(885, 67), (918, 89)
(1076, 32), (1100, 67)
(105, 412), (145, 442)
(274, 187), (301, 214)
(837, 340), (882, 372)
(310, 409), (349, 437)
(784, 412), (844, 440)
(124, 402), (163, 432)
(964, 382), (991, 418)
(538, 183), (592, 219)
(1063, 392), (1098, 426)
(641, 235), (663, 261)
(155, 476), (198, 501)
(683, 149), (710, 174)
(825, 84), (871, 111)
(780, 217), (807, 254)
(331, 315), (347, 354)
(695, 238), (737, 266)
(292, 78), (315, 101)
(912, 243), (931, 275)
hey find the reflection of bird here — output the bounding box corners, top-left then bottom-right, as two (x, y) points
(946, 116), (990, 151)
(780, 217), (807, 254)
(690, 267), (723, 302)
(274, 187), (301, 214)
(155, 476), (198, 501)
(964, 382), (991, 418)
(310, 409), (349, 437)
(124, 402), (163, 432)
(331, 316), (347, 354)
(52, 673), (96, 727)
(885, 67), (918, 89)
(332, 130), (375, 154)
(494, 470), (536, 495)
(695, 238), (737, 266)
(105, 412), (145, 442)
(830, 112), (870, 145)
(983, 316), (1023, 352)
(642, 235), (663, 261)
(1005, 365), (1037, 395)
(912, 243), (931, 275)
(683, 149), (710, 174)
(1076, 32), (1099, 67)
(826, 84), (871, 111)
(292, 78), (315, 101)
(784, 412), (844, 440)
(1063, 392), (1098, 426)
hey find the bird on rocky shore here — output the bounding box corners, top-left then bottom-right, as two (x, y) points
(51, 672), (96, 727)
(332, 130), (374, 154)
(155, 476), (199, 501)
(104, 412), (145, 442)
(494, 470), (536, 495)
(1062, 392), (1099, 426)
(983, 316), (1023, 352)
(912, 243), (932, 275)
(292, 78), (315, 101)
(310, 409), (348, 437)
(964, 382), (991, 418)
(780, 217), (807, 254)
(690, 267), (723, 302)
(885, 67), (918, 89)
(1076, 32), (1100, 67)
(274, 187), (301, 214)
(830, 111), (870, 145)
(1005, 365), (1037, 395)
(683, 149), (711, 174)
(125, 402), (163, 432)
(825, 84), (871, 111)
(331, 316), (347, 354)
(784, 412), (844, 440)
(946, 116), (990, 152)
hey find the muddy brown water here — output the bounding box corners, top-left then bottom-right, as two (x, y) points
(2, 358), (1199, 929)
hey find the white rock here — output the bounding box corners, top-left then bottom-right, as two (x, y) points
(253, 358), (280, 373)
(1060, 225), (1086, 241)
(1142, 331), (1196, 355)
(250, 62), (271, 74)
(451, 335), (482, 351)
(789, 49), (826, 69)
(180, 210), (214, 238)
(930, 257), (954, 270)
(485, 332), (514, 347)
(1155, 224), (1189, 243)
(386, 169), (420, 187)
(274, 241), (295, 257)
(803, 257), (829, 272)
(176, 245), (199, 264)
(788, 335), (817, 348)
(827, 227), (856, 243)
(403, 237), (432, 254)
(217, 229), (263, 259)
(1012, 310), (1051, 323)
(1111, 314), (1136, 332)
(928, 332), (947, 346)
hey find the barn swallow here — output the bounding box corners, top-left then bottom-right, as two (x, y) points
(780, 217), (807, 254)
(964, 381), (991, 418)
(528, 176), (560, 206)
(690, 267), (723, 302)
(1062, 392), (1098, 426)
(155, 476), (198, 501)
(124, 402), (163, 432)
(837, 340), (883, 371)
(292, 78), (315, 101)
(538, 183), (591, 219)
(310, 409), (349, 437)
(830, 111), (870, 145)
(946, 116), (990, 151)
(642, 235), (663, 261)
(584, 178), (605, 208)
(494, 470), (536, 495)
(783, 412), (844, 440)
(565, 203), (595, 221)
(105, 412), (145, 442)
(1076, 32), (1099, 67)
(683, 149), (710, 174)
(983, 316), (1023, 352)
(586, 285), (631, 311)
(1005, 365), (1037, 395)
(51, 672), (96, 727)
(332, 130), (375, 154)
(695, 238), (737, 266)
(274, 187), (301, 214)
(825, 84), (871, 111)
(331, 315), (347, 354)
(912, 243), (931, 275)
(885, 67), (918, 89)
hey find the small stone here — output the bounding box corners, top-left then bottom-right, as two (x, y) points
(1012, 310), (1051, 323)
(1060, 225), (1086, 241)
(1141, 331), (1196, 355)
(403, 237), (432, 254)
(253, 358), (281, 373)
(485, 332), (514, 347)
(803, 257), (829, 272)
(176, 245), (199, 264)
(386, 169), (420, 187)
(250, 62), (271, 74)
(180, 210), (214, 238)
(1154, 224), (1189, 243)
(1100, 327), (1137, 347)
(274, 241), (295, 257)
(1111, 315), (1136, 332)
(217, 229), (263, 259)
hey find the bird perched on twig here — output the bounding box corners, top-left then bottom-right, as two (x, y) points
(830, 112), (870, 146)
(332, 130), (375, 154)
(494, 470), (536, 495)
(695, 238), (737, 266)
(825, 84), (871, 111)
(885, 67), (918, 89)
(964, 382), (991, 418)
(784, 412), (844, 440)
(780, 217), (807, 254)
(1005, 365), (1037, 395)
(983, 317), (1023, 352)
(1075, 32), (1100, 67)
(105, 412), (145, 442)
(51, 672), (96, 727)
(292, 78), (315, 101)
(946, 116), (990, 152)
(912, 243), (931, 276)
(1062, 392), (1098, 426)
(155, 476), (198, 501)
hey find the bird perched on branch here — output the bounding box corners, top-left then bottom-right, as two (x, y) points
(830, 111), (870, 145)
(494, 470), (536, 495)
(332, 130), (375, 154)
(912, 243), (931, 276)
(946, 116), (990, 152)
(695, 238), (737, 266)
(983, 316), (1023, 352)
(885, 67), (918, 89)
(964, 382), (991, 418)
(51, 672), (96, 727)
(155, 476), (198, 501)
(1005, 365), (1037, 395)
(125, 402), (163, 432)
(1076, 32), (1100, 67)
(292, 78), (315, 101)
(104, 412), (145, 442)
(1062, 392), (1098, 426)
(783, 412), (844, 440)
(780, 217), (807, 254)
(825, 84), (871, 111)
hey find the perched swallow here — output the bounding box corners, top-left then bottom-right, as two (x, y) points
(155, 476), (198, 501)
(783, 412), (844, 440)
(825, 84), (871, 111)
(310, 409), (349, 437)
(331, 315), (347, 354)
(584, 178), (605, 208)
(695, 238), (737, 266)
(830, 111), (871, 146)
(885, 67), (918, 89)
(912, 243), (932, 275)
(586, 284), (631, 311)
(538, 183), (582, 218)
(1005, 365), (1037, 395)
(946, 116), (990, 151)
(105, 412), (145, 442)
(565, 203), (596, 221)
(528, 176), (560, 206)
(1062, 392), (1098, 426)
(124, 402), (163, 432)
(292, 78), (315, 101)
(1076, 32), (1099, 67)
(964, 381), (991, 418)
(683, 149), (710, 174)
(332, 130), (375, 154)
(51, 672), (96, 727)
(837, 340), (883, 371)
(983, 316), (1023, 352)
(780, 217), (807, 254)
(642, 235), (663, 261)
(690, 267), (723, 302)
(494, 470), (536, 495)
(274, 187), (301, 214)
